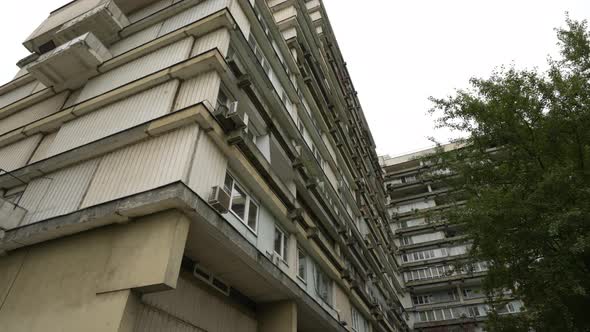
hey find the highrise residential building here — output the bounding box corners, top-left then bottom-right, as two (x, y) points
(380, 146), (523, 332)
(0, 0), (408, 331)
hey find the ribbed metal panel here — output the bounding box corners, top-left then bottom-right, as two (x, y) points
(0, 134), (42, 172)
(75, 37), (192, 103)
(0, 92), (68, 136)
(80, 125), (199, 208)
(174, 71), (220, 110)
(48, 80), (179, 156)
(29, 132), (57, 164)
(110, 23), (163, 56)
(0, 81), (38, 109)
(188, 132), (227, 198)
(229, 0), (250, 36)
(191, 28), (230, 57)
(18, 159), (99, 226)
(143, 277), (256, 332)
(157, 0), (230, 36)
(134, 305), (203, 332)
(128, 0), (174, 23)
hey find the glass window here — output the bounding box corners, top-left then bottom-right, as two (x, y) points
(274, 226), (287, 259)
(314, 265), (332, 305)
(419, 311), (427, 322)
(247, 200), (258, 230)
(225, 173), (258, 232)
(230, 185), (247, 220)
(297, 248), (306, 281)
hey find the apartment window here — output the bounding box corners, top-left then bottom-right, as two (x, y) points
(401, 236), (413, 246)
(297, 248), (307, 281)
(297, 118), (305, 135)
(274, 226), (287, 260)
(351, 306), (368, 332)
(314, 265), (332, 305)
(468, 306), (481, 317)
(463, 288), (483, 299)
(412, 294), (432, 305)
(217, 88), (229, 109)
(225, 173), (259, 232)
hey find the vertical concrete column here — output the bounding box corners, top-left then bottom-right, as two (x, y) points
(258, 300), (297, 332)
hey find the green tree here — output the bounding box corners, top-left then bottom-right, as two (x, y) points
(427, 17), (590, 332)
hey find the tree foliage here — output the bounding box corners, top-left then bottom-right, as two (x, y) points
(427, 17), (590, 332)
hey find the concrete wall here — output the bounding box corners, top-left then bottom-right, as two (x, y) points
(142, 274), (257, 332)
(0, 210), (189, 332)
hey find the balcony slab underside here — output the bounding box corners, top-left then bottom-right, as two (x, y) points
(0, 182), (346, 332)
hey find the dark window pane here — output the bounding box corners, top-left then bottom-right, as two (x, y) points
(247, 201), (258, 230)
(231, 185), (246, 220)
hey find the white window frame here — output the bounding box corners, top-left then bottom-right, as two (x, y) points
(274, 226), (288, 261)
(297, 247), (307, 282)
(225, 173), (259, 233)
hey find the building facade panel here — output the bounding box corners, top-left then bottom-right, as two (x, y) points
(157, 0), (230, 36)
(0, 134), (42, 172)
(0, 80), (40, 109)
(0, 92), (68, 136)
(74, 36), (193, 103)
(47, 80), (179, 156)
(18, 159), (100, 225)
(143, 276), (257, 332)
(80, 125), (198, 208)
(174, 71), (221, 111)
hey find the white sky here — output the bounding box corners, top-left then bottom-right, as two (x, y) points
(0, 1), (588, 157)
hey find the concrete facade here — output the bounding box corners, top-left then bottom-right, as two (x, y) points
(380, 146), (523, 332)
(0, 0), (407, 331)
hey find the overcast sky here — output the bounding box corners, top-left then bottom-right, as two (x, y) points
(1, 1), (588, 157)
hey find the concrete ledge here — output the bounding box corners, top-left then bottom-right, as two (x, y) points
(0, 48), (225, 150)
(0, 103), (210, 189)
(0, 182), (347, 332)
(0, 88), (56, 122)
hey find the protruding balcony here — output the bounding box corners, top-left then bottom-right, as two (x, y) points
(0, 198), (26, 231)
(23, 0), (131, 54)
(26, 32), (112, 91)
(54, 1), (130, 46)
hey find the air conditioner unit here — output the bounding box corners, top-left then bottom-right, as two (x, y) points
(208, 186), (231, 213)
(215, 101), (249, 132)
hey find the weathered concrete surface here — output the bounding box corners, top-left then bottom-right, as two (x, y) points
(0, 210), (189, 332)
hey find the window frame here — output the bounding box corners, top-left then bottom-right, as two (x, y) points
(297, 247), (307, 282)
(225, 173), (259, 233)
(274, 225), (288, 261)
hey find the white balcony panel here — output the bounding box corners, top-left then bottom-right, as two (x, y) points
(80, 125), (199, 208)
(0, 92), (69, 137)
(48, 80), (179, 156)
(27, 33), (113, 91)
(157, 0), (230, 36)
(187, 132), (226, 198)
(24, 0), (104, 52)
(75, 37), (192, 103)
(55, 1), (130, 46)
(174, 71), (220, 111)
(18, 159), (100, 226)
(0, 135), (42, 173)
(29, 132), (58, 164)
(128, 0), (174, 23)
(191, 28), (231, 57)
(109, 23), (163, 56)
